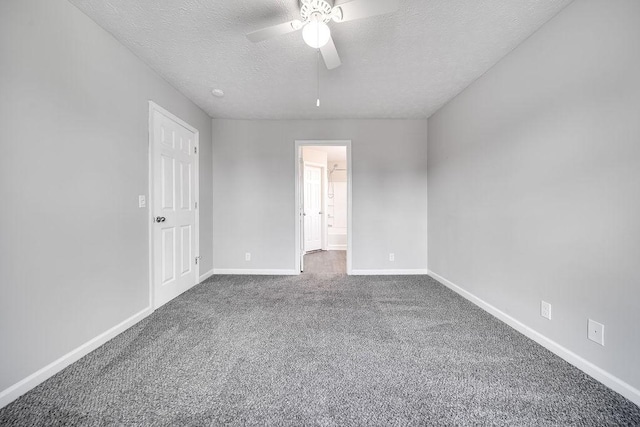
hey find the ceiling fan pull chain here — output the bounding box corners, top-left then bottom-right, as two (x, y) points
(316, 46), (321, 107)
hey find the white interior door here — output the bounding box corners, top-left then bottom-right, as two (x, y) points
(304, 164), (322, 252)
(151, 107), (198, 309)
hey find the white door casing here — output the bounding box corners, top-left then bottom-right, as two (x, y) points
(149, 102), (199, 309)
(304, 164), (323, 252)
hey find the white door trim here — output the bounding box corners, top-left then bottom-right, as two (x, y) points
(295, 140), (352, 275)
(148, 101), (200, 309)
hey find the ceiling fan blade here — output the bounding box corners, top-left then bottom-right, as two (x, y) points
(321, 37), (342, 70)
(334, 0), (399, 23)
(247, 20), (301, 42)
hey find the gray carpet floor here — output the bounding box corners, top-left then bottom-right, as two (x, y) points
(1, 272), (639, 425)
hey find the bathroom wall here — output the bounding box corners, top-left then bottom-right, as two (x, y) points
(327, 157), (348, 250)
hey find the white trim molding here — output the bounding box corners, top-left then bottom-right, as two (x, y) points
(199, 269), (214, 283)
(213, 269), (298, 276)
(328, 244), (347, 251)
(351, 269), (429, 276)
(428, 270), (640, 407)
(0, 306), (152, 409)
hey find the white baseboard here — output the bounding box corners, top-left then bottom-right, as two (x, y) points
(213, 269), (298, 275)
(428, 270), (640, 407)
(199, 268), (214, 283)
(350, 269), (429, 275)
(0, 306), (152, 409)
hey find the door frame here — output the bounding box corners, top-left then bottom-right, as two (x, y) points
(303, 161), (327, 252)
(148, 101), (200, 309)
(294, 140), (352, 275)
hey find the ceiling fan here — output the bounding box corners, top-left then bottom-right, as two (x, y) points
(247, 0), (399, 70)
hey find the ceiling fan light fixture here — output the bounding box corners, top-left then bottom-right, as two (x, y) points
(302, 20), (331, 48)
(247, 0), (401, 69)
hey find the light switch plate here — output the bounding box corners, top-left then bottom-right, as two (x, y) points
(138, 195), (146, 208)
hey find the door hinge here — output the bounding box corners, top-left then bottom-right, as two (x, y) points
(195, 201), (198, 209)
(195, 256), (201, 265)
(194, 146), (197, 154)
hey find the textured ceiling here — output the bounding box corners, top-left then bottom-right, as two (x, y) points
(67, 0), (572, 119)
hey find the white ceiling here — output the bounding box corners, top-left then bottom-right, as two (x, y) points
(68, 0), (572, 119)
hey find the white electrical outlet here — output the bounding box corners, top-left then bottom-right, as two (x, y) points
(588, 319), (604, 346)
(541, 301), (552, 320)
(138, 195), (146, 208)
(389, 253), (395, 262)
(245, 252), (251, 262)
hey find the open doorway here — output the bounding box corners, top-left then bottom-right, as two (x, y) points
(295, 140), (352, 275)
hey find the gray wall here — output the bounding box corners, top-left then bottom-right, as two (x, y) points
(212, 119), (428, 271)
(0, 0), (213, 392)
(428, 0), (640, 391)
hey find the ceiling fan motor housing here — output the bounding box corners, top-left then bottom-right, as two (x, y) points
(300, 0), (334, 23)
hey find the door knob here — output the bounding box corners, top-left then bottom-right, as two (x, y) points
(319, 211), (323, 214)
(155, 216), (166, 223)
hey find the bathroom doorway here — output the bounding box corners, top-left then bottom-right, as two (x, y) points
(295, 140), (352, 274)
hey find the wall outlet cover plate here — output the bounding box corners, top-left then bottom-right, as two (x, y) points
(541, 301), (552, 320)
(588, 319), (605, 346)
